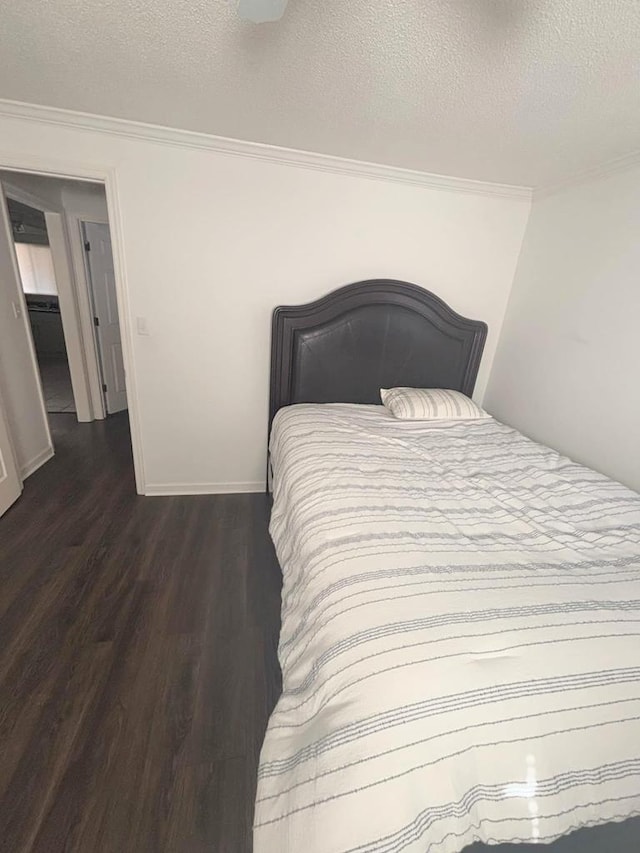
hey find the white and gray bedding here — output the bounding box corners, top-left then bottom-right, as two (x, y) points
(254, 403), (640, 853)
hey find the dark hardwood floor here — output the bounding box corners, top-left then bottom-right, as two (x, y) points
(0, 413), (282, 853)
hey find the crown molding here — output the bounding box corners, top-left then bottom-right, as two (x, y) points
(0, 98), (532, 201)
(534, 149), (640, 200)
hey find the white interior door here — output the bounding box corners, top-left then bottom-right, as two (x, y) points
(0, 183), (52, 480)
(83, 222), (127, 414)
(0, 392), (21, 517)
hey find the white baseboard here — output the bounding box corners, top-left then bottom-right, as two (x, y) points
(144, 481), (265, 496)
(20, 444), (54, 479)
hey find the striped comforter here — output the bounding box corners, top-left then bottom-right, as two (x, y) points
(254, 404), (640, 853)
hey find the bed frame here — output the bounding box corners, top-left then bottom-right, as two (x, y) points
(269, 278), (487, 435)
(266, 278), (640, 851)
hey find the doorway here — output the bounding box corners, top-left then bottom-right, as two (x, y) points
(7, 197), (76, 415)
(0, 170), (133, 517)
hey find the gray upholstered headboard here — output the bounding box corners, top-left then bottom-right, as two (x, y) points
(268, 278), (487, 433)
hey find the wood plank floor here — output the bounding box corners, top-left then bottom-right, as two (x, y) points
(0, 413), (282, 853)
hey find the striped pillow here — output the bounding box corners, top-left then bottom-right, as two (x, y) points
(380, 387), (489, 420)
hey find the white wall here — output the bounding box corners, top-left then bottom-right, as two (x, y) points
(0, 110), (531, 493)
(0, 170), (63, 210)
(485, 163), (640, 493)
(61, 182), (108, 221)
(0, 171), (108, 219)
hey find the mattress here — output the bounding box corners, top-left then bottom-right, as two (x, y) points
(254, 403), (640, 853)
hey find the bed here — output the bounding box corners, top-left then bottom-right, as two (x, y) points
(255, 280), (640, 853)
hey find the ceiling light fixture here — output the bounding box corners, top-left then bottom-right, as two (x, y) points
(237, 0), (289, 23)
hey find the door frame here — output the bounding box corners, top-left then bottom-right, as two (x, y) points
(80, 219), (126, 417)
(2, 179), (102, 422)
(0, 380), (22, 515)
(0, 154), (144, 494)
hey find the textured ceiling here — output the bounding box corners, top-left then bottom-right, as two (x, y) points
(0, 0), (638, 186)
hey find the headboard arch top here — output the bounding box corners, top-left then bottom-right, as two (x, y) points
(269, 278), (487, 430)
